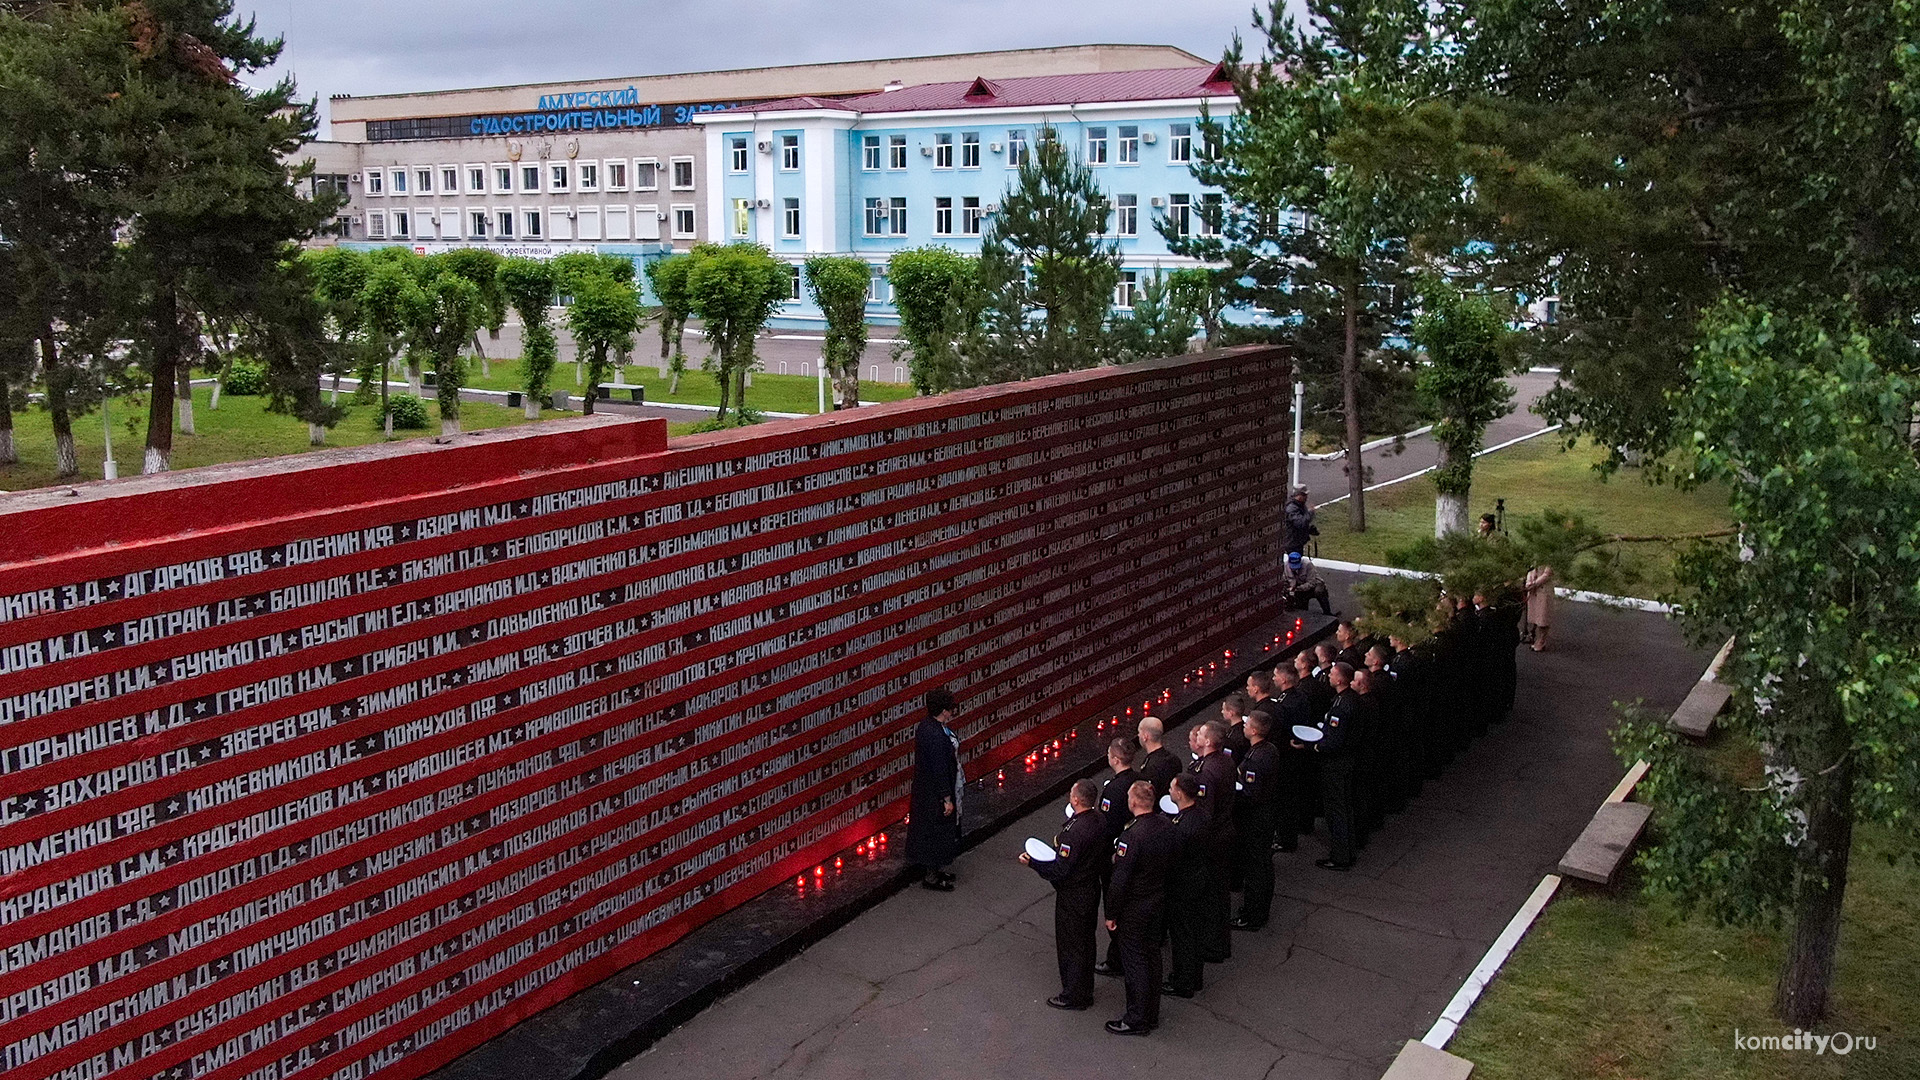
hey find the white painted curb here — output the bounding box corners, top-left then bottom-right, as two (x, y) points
(1422, 873), (1563, 1048)
(1316, 425), (1564, 506)
(1312, 557), (1673, 613)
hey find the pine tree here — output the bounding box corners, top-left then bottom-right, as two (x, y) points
(1176, 0), (1452, 529)
(977, 126), (1122, 381)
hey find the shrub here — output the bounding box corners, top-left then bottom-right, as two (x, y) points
(222, 360), (267, 396)
(385, 393), (430, 430)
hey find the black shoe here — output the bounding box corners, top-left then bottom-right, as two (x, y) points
(1314, 859), (1353, 872)
(1231, 918), (1264, 931)
(1093, 962), (1123, 978)
(1273, 842), (1298, 853)
(1106, 1020), (1152, 1036)
(1047, 995), (1090, 1011)
(1160, 982), (1196, 998)
(920, 876), (955, 891)
(934, 870), (956, 884)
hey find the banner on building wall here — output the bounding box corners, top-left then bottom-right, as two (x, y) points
(0, 346), (1290, 1080)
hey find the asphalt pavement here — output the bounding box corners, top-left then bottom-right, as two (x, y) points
(615, 571), (1706, 1080)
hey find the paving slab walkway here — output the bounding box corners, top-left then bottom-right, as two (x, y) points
(616, 572), (1707, 1080)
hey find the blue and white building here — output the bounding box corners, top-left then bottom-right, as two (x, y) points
(694, 65), (1237, 327)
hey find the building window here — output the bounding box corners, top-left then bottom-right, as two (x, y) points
(414, 167), (432, 194)
(549, 163), (569, 192)
(521, 164), (540, 192)
(1167, 193), (1192, 237)
(389, 169), (408, 194)
(868, 266), (889, 303)
(934, 133), (953, 169)
(729, 136), (748, 173)
(494, 165), (513, 193)
(1086, 126), (1108, 165)
(863, 197), (886, 236)
(732, 198), (751, 237)
(365, 170), (384, 195)
(888, 135), (907, 170)
(635, 159), (659, 190)
(788, 264), (802, 300)
(961, 196), (982, 235)
(1007, 129), (1028, 167)
(467, 166), (486, 193)
(862, 135), (881, 171)
(961, 132), (980, 168)
(780, 134), (800, 171)
(1168, 123), (1192, 163)
(934, 197), (953, 235)
(1115, 194), (1138, 236)
(1115, 271), (1138, 309)
(524, 209), (542, 237)
(1117, 126), (1139, 164)
(470, 210), (488, 238)
(578, 162), (598, 192)
(782, 197), (800, 237)
(888, 196), (906, 234)
(1200, 193), (1223, 236)
(496, 210), (513, 238)
(670, 157), (695, 189)
(606, 161), (627, 190)
(438, 167), (457, 193)
(367, 210), (387, 237)
(391, 209), (410, 238)
(672, 204), (695, 238)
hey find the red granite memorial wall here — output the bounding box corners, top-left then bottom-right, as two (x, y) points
(0, 346), (1291, 1080)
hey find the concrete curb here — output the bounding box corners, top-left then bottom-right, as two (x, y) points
(1312, 558), (1674, 614)
(1317, 424), (1564, 507)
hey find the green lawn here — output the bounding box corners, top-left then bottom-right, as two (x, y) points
(1315, 437), (1733, 599)
(0, 384), (552, 492)
(461, 358), (917, 415)
(1449, 825), (1918, 1079)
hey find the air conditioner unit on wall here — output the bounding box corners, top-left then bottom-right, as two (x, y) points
(920, 145), (933, 156)
(989, 142), (1003, 153)
(1150, 197), (1165, 207)
(757, 140), (772, 153)
(984, 202), (999, 213)
(755, 198), (771, 209)
(1142, 131), (1159, 144)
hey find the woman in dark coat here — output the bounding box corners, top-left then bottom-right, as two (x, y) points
(906, 687), (963, 890)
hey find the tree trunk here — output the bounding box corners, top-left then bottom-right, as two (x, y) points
(735, 366), (750, 417)
(441, 417), (460, 435)
(524, 395), (540, 420)
(38, 333), (77, 478)
(175, 365), (195, 436)
(1342, 277), (1365, 532)
(308, 423), (326, 446)
(0, 375), (14, 464)
(833, 363), (859, 411)
(330, 372), (341, 405)
(669, 365), (682, 395)
(715, 356), (732, 421)
(407, 359), (422, 395)
(1435, 442), (1472, 538)
(381, 364), (393, 438)
(1774, 748), (1856, 1026)
(209, 378), (222, 410)
(145, 289), (180, 474)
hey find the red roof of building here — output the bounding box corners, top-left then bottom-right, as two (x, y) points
(738, 64), (1234, 116)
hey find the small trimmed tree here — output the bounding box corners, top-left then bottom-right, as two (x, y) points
(566, 276), (639, 416)
(1413, 285), (1515, 537)
(645, 252), (696, 389)
(888, 246), (980, 394)
(439, 247), (507, 377)
(1110, 271), (1199, 361)
(803, 255), (871, 410)
(412, 266), (486, 434)
(498, 258), (557, 419)
(687, 244), (790, 422)
(357, 259), (426, 437)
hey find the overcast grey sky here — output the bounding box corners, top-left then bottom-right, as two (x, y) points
(242, 0), (1269, 134)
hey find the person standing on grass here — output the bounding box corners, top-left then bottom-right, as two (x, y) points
(1284, 485), (1318, 555)
(907, 687), (963, 891)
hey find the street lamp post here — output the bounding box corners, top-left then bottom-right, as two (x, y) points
(1289, 380), (1304, 491)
